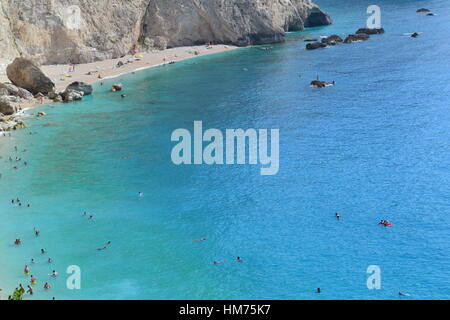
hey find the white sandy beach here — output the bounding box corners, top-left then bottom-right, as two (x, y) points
(1, 44), (239, 100)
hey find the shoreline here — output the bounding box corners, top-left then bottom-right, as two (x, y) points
(0, 44), (240, 132)
(1, 44), (239, 111)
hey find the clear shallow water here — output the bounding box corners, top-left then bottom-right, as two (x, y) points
(0, 0), (449, 300)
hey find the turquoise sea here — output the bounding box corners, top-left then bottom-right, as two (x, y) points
(0, 0), (449, 300)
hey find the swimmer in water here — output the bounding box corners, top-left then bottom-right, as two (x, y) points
(30, 275), (37, 285)
(49, 270), (58, 277)
(48, 258), (52, 263)
(237, 257), (243, 263)
(213, 260), (225, 264)
(316, 288), (321, 293)
(31, 259), (35, 264)
(44, 282), (51, 290)
(194, 237), (206, 242)
(24, 265), (30, 275)
(15, 239), (22, 245)
(27, 285), (33, 295)
(335, 213), (341, 219)
(41, 248), (46, 254)
(138, 192), (144, 197)
(399, 292), (414, 296)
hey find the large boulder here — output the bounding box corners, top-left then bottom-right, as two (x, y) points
(0, 88), (9, 96)
(61, 89), (84, 102)
(66, 82), (93, 96)
(6, 58), (55, 95)
(0, 96), (18, 115)
(0, 82), (19, 96)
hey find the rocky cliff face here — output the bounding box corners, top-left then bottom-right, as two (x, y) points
(0, 0), (330, 65)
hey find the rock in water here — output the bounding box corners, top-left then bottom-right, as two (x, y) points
(61, 89), (84, 102)
(321, 35), (343, 45)
(6, 58), (55, 95)
(304, 7), (333, 27)
(306, 42), (327, 50)
(112, 84), (123, 91)
(356, 28), (385, 35)
(311, 80), (334, 88)
(416, 8), (430, 13)
(66, 82), (93, 96)
(344, 33), (370, 44)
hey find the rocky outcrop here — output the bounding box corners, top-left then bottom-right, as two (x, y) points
(306, 42), (327, 50)
(6, 58), (55, 94)
(61, 89), (84, 102)
(0, 0), (331, 64)
(66, 82), (93, 96)
(0, 82), (34, 115)
(321, 34), (343, 45)
(356, 28), (384, 35)
(344, 33), (370, 44)
(0, 96), (17, 115)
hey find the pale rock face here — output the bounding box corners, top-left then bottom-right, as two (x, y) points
(0, 0), (330, 65)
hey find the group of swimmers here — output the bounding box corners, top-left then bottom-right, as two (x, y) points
(15, 229), (58, 297)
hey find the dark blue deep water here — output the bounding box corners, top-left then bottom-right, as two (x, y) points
(0, 0), (449, 299)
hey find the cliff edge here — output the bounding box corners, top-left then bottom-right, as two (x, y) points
(0, 0), (331, 65)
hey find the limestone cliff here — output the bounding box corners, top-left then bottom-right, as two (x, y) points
(0, 0), (330, 65)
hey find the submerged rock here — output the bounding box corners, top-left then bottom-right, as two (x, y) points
(66, 81), (93, 96)
(306, 42), (327, 50)
(344, 33), (370, 43)
(6, 58), (55, 95)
